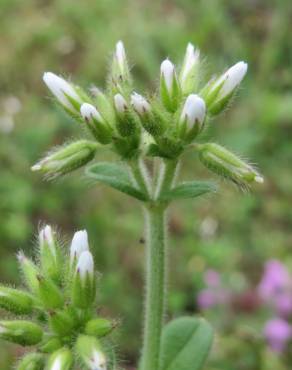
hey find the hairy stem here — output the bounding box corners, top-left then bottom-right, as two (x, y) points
(140, 159), (178, 370)
(128, 158), (151, 198)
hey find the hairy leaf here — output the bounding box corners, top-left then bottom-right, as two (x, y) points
(85, 162), (148, 201)
(160, 181), (217, 201)
(160, 316), (213, 370)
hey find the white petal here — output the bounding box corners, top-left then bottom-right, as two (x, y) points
(131, 92), (151, 115)
(77, 251), (94, 278)
(181, 43), (200, 83)
(70, 230), (89, 263)
(114, 94), (128, 113)
(181, 94), (206, 128)
(160, 59), (175, 91)
(43, 72), (81, 110)
(80, 103), (103, 122)
(215, 61), (248, 99)
(115, 40), (126, 71)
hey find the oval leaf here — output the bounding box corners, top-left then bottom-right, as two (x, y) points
(160, 181), (217, 201)
(160, 316), (213, 370)
(85, 162), (148, 201)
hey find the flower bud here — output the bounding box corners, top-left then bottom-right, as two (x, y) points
(17, 353), (45, 370)
(198, 143), (264, 189)
(179, 94), (206, 142)
(0, 320), (43, 346)
(111, 41), (132, 94)
(47, 348), (73, 370)
(160, 59), (181, 112)
(17, 252), (39, 294)
(80, 103), (112, 144)
(70, 230), (89, 266)
(39, 225), (63, 283)
(37, 275), (64, 309)
(31, 140), (98, 178)
(76, 335), (107, 370)
(203, 61), (248, 115)
(43, 72), (85, 116)
(71, 251), (96, 308)
(0, 285), (34, 315)
(131, 92), (163, 136)
(114, 94), (138, 136)
(85, 318), (117, 338)
(180, 43), (200, 94)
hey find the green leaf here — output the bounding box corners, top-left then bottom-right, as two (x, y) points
(85, 162), (148, 201)
(160, 317), (213, 370)
(160, 181), (217, 201)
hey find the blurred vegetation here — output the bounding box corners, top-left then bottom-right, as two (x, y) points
(0, 0), (291, 368)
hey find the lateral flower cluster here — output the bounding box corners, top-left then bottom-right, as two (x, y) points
(32, 41), (263, 189)
(0, 226), (116, 370)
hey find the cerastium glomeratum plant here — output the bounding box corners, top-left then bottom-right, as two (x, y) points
(0, 226), (116, 369)
(2, 41), (263, 370)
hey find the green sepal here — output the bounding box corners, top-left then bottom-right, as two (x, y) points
(112, 134), (140, 159)
(48, 309), (76, 336)
(160, 72), (181, 113)
(17, 353), (45, 370)
(18, 253), (40, 294)
(0, 286), (34, 315)
(76, 335), (107, 369)
(85, 318), (117, 338)
(71, 270), (96, 309)
(47, 348), (73, 370)
(159, 316), (213, 370)
(149, 137), (184, 159)
(0, 320), (43, 346)
(37, 275), (64, 309)
(86, 162), (148, 201)
(159, 181), (217, 201)
(40, 334), (63, 353)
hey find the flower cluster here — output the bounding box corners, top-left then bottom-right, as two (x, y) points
(32, 41), (263, 189)
(258, 260), (292, 352)
(0, 226), (116, 370)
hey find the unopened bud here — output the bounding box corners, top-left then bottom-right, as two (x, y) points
(43, 72), (85, 116)
(76, 335), (107, 370)
(17, 252), (39, 294)
(71, 251), (96, 308)
(160, 59), (181, 112)
(198, 143), (263, 188)
(37, 275), (64, 309)
(48, 309), (76, 336)
(40, 335), (63, 354)
(0, 286), (34, 315)
(114, 94), (138, 136)
(80, 103), (112, 144)
(179, 94), (206, 142)
(203, 61), (248, 115)
(111, 41), (132, 94)
(31, 140), (98, 178)
(47, 348), (73, 370)
(39, 225), (63, 283)
(85, 318), (117, 338)
(180, 43), (200, 94)
(0, 320), (43, 346)
(17, 353), (44, 370)
(131, 92), (151, 116)
(70, 230), (89, 266)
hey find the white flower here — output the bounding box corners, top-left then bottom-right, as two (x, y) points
(50, 357), (62, 370)
(76, 251), (94, 279)
(160, 59), (175, 91)
(131, 92), (151, 115)
(70, 230), (89, 264)
(114, 94), (128, 113)
(214, 61), (248, 100)
(89, 350), (107, 370)
(180, 43), (200, 85)
(43, 72), (82, 112)
(39, 225), (55, 252)
(180, 94), (206, 129)
(80, 103), (103, 123)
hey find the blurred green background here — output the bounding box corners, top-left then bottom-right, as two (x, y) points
(0, 0), (291, 369)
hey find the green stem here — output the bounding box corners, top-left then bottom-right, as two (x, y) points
(128, 158), (151, 198)
(140, 204), (167, 370)
(140, 159), (178, 370)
